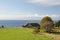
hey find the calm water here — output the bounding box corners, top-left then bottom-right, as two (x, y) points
(0, 20), (40, 27)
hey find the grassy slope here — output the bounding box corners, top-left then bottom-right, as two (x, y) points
(0, 28), (53, 40)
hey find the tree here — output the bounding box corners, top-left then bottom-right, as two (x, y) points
(43, 21), (54, 32)
(55, 20), (60, 27)
(1, 25), (4, 28)
(40, 16), (54, 32)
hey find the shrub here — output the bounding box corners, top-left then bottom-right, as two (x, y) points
(1, 25), (4, 28)
(34, 27), (40, 33)
(55, 20), (60, 28)
(40, 16), (54, 32)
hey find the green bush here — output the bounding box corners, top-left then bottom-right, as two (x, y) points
(40, 16), (54, 32)
(34, 28), (40, 33)
(55, 20), (60, 28)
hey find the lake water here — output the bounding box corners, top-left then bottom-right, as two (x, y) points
(0, 20), (40, 27)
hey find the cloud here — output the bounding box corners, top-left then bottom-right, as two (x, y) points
(0, 14), (60, 20)
(27, 0), (60, 6)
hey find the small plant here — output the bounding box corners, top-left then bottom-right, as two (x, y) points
(34, 28), (40, 33)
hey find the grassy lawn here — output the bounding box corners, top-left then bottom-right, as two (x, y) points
(0, 27), (54, 40)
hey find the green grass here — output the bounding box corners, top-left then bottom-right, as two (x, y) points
(0, 27), (53, 40)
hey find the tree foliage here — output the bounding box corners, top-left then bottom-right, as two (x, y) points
(40, 16), (53, 27)
(40, 16), (54, 32)
(55, 20), (60, 27)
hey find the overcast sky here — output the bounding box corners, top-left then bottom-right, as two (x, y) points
(0, 0), (60, 20)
